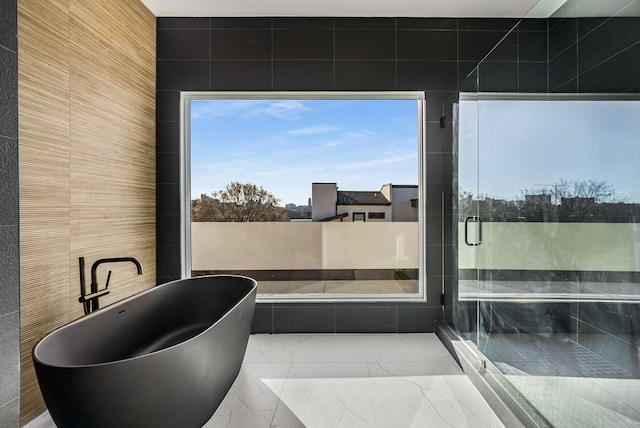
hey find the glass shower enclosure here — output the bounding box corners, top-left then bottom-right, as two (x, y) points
(452, 2), (640, 426)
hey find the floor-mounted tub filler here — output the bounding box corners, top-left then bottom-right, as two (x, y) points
(32, 275), (257, 428)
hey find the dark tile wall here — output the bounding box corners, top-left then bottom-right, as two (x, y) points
(466, 19), (549, 93)
(0, 0), (19, 426)
(549, 14), (640, 93)
(156, 17), (518, 333)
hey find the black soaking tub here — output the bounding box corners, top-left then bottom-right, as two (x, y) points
(33, 275), (257, 428)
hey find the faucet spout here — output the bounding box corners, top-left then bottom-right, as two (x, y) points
(78, 257), (143, 314)
(90, 257), (143, 289)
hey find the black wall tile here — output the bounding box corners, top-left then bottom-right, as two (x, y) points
(484, 31), (517, 62)
(398, 18), (457, 30)
(459, 65), (478, 91)
(0, 311), (19, 405)
(425, 122), (444, 153)
(273, 29), (333, 59)
(335, 60), (396, 90)
(157, 29), (209, 59)
(157, 275), (180, 286)
(0, 48), (17, 139)
(518, 18), (547, 32)
(458, 18), (519, 31)
(519, 31), (548, 62)
(0, 0), (16, 52)
(157, 152), (180, 184)
(577, 17), (608, 38)
(549, 46), (577, 91)
(157, 17), (209, 29)
(156, 91), (180, 122)
(425, 91), (453, 122)
(397, 61), (458, 91)
(397, 30), (457, 60)
(273, 17), (333, 29)
(0, 226), (18, 316)
(213, 17), (271, 29)
(274, 305), (336, 333)
(578, 45), (638, 93)
(156, 120), (179, 153)
(211, 60), (272, 90)
(156, 214), (180, 247)
(335, 18), (395, 29)
(156, 244), (181, 278)
(549, 19), (577, 60)
(0, 137), (18, 225)
(397, 305), (441, 332)
(519, 62), (548, 93)
(211, 29), (271, 60)
(273, 60), (334, 90)
(0, 1), (18, 420)
(251, 304), (274, 334)
(478, 61), (518, 92)
(157, 60), (209, 90)
(157, 183), (180, 215)
(336, 29), (395, 60)
(336, 305), (396, 333)
(458, 31), (509, 61)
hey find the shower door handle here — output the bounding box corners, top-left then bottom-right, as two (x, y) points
(464, 216), (482, 246)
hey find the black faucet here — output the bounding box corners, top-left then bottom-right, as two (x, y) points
(79, 257), (143, 315)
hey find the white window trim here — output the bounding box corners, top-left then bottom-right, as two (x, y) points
(180, 91), (427, 303)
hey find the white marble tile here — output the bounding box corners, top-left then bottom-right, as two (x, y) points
(364, 333), (453, 363)
(244, 334), (306, 363)
(203, 363), (290, 428)
(506, 375), (640, 428)
(271, 362), (376, 428)
(292, 334), (367, 363)
(369, 371), (504, 428)
(368, 360), (464, 378)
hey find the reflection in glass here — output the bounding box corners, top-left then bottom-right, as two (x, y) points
(455, 93), (640, 427)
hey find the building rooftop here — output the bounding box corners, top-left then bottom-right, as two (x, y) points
(337, 191), (391, 206)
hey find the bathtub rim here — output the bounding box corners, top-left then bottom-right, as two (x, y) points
(32, 274), (257, 369)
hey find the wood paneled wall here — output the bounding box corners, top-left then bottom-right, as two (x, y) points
(18, 0), (156, 423)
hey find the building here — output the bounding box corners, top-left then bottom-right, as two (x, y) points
(311, 183), (418, 222)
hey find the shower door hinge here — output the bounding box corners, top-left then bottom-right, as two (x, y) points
(440, 293), (445, 306)
(439, 115), (446, 128)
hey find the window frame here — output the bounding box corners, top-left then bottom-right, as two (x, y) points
(352, 212), (366, 222)
(180, 91), (427, 302)
(368, 212), (386, 220)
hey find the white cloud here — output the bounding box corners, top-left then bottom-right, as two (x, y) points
(191, 100), (311, 121)
(335, 152), (417, 170)
(284, 125), (339, 136)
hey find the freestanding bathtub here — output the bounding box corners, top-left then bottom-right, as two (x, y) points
(33, 275), (257, 428)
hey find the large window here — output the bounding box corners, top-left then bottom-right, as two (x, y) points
(181, 92), (426, 301)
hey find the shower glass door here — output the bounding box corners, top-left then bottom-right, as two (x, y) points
(467, 93), (640, 426)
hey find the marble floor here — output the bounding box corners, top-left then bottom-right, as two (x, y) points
(26, 333), (503, 428)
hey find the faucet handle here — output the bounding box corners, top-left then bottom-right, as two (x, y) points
(104, 270), (112, 289)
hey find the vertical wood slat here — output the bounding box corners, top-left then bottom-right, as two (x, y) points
(18, 0), (156, 424)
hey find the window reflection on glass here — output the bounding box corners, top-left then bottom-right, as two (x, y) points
(184, 93), (425, 300)
(457, 95), (640, 301)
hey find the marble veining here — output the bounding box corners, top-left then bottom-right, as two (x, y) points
(25, 334), (503, 428)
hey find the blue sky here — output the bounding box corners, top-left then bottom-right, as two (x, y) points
(190, 99), (419, 206)
(458, 99), (640, 203)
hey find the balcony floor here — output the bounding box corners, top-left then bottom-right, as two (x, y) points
(257, 279), (419, 295)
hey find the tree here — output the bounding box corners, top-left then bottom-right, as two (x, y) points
(192, 182), (289, 222)
(519, 179), (628, 222)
